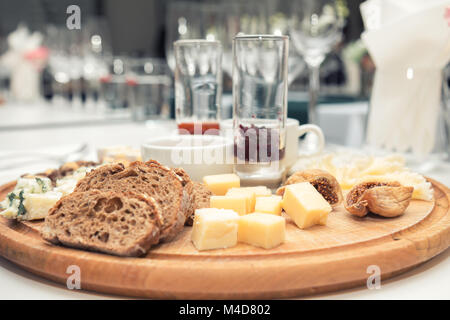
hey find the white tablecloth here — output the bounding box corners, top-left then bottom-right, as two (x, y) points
(0, 118), (448, 299)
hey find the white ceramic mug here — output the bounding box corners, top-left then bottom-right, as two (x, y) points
(141, 135), (234, 181)
(220, 118), (325, 169)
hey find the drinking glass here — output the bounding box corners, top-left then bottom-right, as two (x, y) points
(126, 58), (172, 121)
(289, 0), (343, 123)
(214, 1), (268, 78)
(99, 56), (129, 111)
(174, 40), (222, 135)
(165, 1), (202, 72)
(232, 35), (289, 188)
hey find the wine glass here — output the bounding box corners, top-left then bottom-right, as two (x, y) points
(80, 17), (112, 109)
(266, 9), (306, 86)
(289, 0), (343, 124)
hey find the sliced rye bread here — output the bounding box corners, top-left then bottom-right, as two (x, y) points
(74, 161), (186, 241)
(173, 167), (195, 222)
(185, 182), (212, 226)
(41, 190), (163, 257)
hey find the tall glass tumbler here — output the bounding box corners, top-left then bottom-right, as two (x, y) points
(174, 40), (222, 135)
(127, 58), (172, 121)
(233, 35), (289, 188)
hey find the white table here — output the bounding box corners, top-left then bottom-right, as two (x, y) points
(0, 120), (449, 299)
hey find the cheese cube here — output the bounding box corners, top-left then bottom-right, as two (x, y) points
(228, 186), (272, 197)
(191, 208), (240, 251)
(238, 213), (285, 249)
(203, 174), (240, 195)
(226, 188), (257, 212)
(210, 195), (252, 215)
(254, 195), (283, 215)
(23, 192), (62, 220)
(282, 182), (331, 229)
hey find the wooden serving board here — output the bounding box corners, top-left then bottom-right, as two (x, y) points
(0, 178), (449, 299)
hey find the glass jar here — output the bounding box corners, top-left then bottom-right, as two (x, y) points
(232, 35), (289, 188)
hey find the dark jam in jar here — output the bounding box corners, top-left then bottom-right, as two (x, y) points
(234, 124), (285, 162)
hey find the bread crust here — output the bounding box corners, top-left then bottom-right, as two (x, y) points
(173, 168), (195, 223)
(185, 182), (212, 226)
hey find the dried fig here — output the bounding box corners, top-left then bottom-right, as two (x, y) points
(277, 169), (343, 207)
(345, 181), (413, 218)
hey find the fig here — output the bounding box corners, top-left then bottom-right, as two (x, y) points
(345, 181), (413, 218)
(277, 169), (343, 207)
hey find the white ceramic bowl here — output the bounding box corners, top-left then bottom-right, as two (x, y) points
(141, 135), (234, 181)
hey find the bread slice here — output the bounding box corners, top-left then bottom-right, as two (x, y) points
(173, 168), (195, 222)
(185, 182), (213, 226)
(41, 190), (163, 257)
(74, 161), (186, 241)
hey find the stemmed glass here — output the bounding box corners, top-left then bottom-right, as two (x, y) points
(80, 17), (112, 109)
(289, 0), (343, 124)
(265, 9), (306, 86)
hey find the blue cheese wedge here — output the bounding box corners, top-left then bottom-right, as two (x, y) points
(0, 166), (95, 221)
(16, 177), (52, 194)
(0, 177), (57, 220)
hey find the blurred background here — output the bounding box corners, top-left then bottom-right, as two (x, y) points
(0, 0), (448, 149)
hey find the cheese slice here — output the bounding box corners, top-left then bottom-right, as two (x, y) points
(203, 174), (240, 195)
(191, 208), (240, 251)
(254, 195), (283, 215)
(282, 182), (331, 229)
(238, 213), (285, 249)
(210, 195), (252, 215)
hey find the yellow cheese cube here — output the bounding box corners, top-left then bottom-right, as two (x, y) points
(226, 188), (257, 212)
(203, 174), (240, 195)
(191, 208), (239, 251)
(254, 195), (283, 215)
(210, 195), (252, 215)
(228, 186), (272, 197)
(23, 192), (62, 220)
(238, 213), (285, 249)
(282, 182), (332, 229)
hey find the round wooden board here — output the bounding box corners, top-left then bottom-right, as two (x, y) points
(0, 178), (449, 299)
